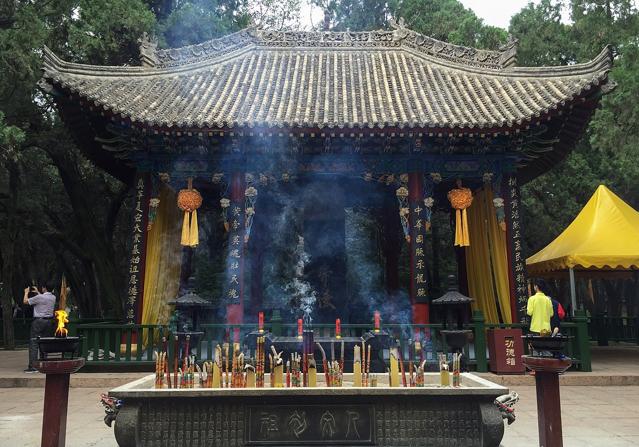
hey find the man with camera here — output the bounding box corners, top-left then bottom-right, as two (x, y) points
(23, 282), (56, 373)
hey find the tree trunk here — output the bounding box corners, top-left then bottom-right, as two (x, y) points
(42, 139), (126, 318)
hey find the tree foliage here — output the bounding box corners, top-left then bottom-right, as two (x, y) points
(2, 0), (639, 338)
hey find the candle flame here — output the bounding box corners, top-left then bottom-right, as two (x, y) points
(55, 309), (69, 337)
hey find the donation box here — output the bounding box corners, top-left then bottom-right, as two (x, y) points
(487, 328), (525, 374)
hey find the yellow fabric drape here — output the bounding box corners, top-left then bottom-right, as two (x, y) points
(465, 187), (512, 324)
(142, 186), (183, 329)
(180, 210), (199, 247)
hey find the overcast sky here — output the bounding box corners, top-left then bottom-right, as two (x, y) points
(300, 0), (570, 30)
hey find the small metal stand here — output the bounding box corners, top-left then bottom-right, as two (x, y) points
(34, 338), (85, 447)
(522, 355), (572, 447)
(34, 358), (85, 447)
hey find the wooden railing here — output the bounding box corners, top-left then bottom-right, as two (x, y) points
(66, 309), (592, 372)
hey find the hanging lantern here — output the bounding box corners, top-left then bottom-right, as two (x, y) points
(493, 197), (507, 231)
(177, 178), (202, 247)
(220, 198), (230, 231)
(423, 196), (435, 232)
(396, 185), (410, 242)
(448, 180), (473, 247)
(244, 186), (258, 243)
(147, 197), (160, 231)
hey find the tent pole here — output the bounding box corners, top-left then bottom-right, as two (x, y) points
(569, 267), (577, 316)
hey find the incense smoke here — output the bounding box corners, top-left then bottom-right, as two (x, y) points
(284, 235), (317, 325)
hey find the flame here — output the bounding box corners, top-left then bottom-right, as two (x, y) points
(55, 309), (69, 337)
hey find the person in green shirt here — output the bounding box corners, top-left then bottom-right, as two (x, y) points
(527, 279), (554, 335)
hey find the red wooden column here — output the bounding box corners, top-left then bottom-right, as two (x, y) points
(225, 173), (246, 341)
(409, 172), (429, 326)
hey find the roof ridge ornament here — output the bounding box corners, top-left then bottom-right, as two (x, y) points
(498, 35), (519, 68)
(138, 33), (159, 68)
(389, 17), (410, 42)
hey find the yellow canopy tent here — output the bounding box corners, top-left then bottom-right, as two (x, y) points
(527, 185), (639, 312)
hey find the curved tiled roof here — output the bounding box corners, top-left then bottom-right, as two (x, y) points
(41, 27), (612, 131)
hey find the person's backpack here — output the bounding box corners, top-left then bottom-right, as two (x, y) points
(557, 302), (566, 320)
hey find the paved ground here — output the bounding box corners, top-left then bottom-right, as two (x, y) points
(1, 344), (638, 445)
(1, 385), (638, 446)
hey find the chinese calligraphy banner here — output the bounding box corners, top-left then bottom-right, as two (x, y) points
(224, 198), (245, 305)
(505, 175), (528, 324)
(410, 197), (428, 304)
(125, 173), (151, 323)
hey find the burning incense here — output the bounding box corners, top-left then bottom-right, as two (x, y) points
(256, 337), (265, 387)
(353, 345), (362, 387)
(452, 353), (462, 387)
(213, 345), (222, 388)
(398, 346), (407, 387)
(366, 344), (371, 387)
(223, 343), (230, 388)
(297, 318), (303, 340)
(270, 345), (283, 388)
(184, 335), (191, 377)
(173, 335), (179, 389)
(335, 318), (341, 339)
(307, 354), (317, 387)
(245, 363), (256, 388)
(439, 353), (450, 386)
(409, 361), (414, 387)
(374, 311), (381, 333)
(389, 347), (400, 387)
(316, 343), (329, 387)
(416, 360), (426, 387)
(258, 311), (264, 333)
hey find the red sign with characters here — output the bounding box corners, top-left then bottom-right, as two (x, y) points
(487, 328), (525, 374)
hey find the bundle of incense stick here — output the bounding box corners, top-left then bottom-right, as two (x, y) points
(223, 342), (230, 388)
(439, 353), (450, 387)
(245, 362), (256, 388)
(339, 341), (344, 373)
(389, 347), (400, 387)
(328, 360), (342, 387)
(398, 346), (407, 387)
(366, 344), (371, 387)
(214, 344), (223, 388)
(203, 361), (214, 387)
(173, 335), (179, 388)
(353, 345), (362, 387)
(307, 354), (317, 387)
(256, 336), (265, 387)
(452, 353), (462, 387)
(409, 360), (414, 387)
(270, 346), (283, 387)
(290, 353), (301, 387)
(416, 360), (426, 387)
(154, 351), (167, 388)
(316, 343), (329, 386)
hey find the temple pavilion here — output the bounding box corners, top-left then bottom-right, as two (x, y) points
(40, 24), (613, 329)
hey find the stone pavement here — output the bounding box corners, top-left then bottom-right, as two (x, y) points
(1, 385), (638, 446)
(1, 344), (638, 446)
